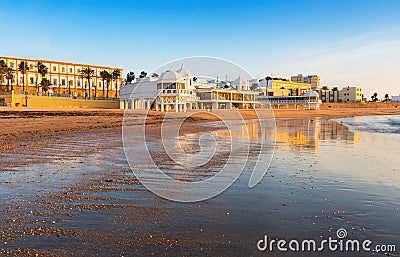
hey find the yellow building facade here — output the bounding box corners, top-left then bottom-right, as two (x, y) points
(0, 56), (123, 98)
(262, 79), (312, 97)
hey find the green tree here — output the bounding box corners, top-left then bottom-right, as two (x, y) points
(139, 71), (147, 78)
(126, 71), (135, 84)
(36, 62), (48, 93)
(373, 92), (378, 102)
(250, 83), (259, 91)
(0, 60), (7, 91)
(40, 78), (51, 95)
(106, 72), (112, 98)
(100, 70), (111, 97)
(80, 67), (94, 99)
(151, 72), (158, 78)
(18, 61), (29, 92)
(112, 69), (121, 99)
(5, 67), (15, 91)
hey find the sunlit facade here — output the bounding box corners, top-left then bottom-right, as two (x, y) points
(120, 65), (260, 111)
(0, 56), (123, 98)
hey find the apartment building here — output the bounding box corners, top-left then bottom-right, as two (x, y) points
(339, 86), (363, 102)
(291, 74), (320, 89)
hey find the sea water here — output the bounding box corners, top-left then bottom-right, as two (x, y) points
(336, 115), (400, 134)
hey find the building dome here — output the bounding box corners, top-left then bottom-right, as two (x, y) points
(232, 74), (247, 85)
(303, 90), (319, 97)
(158, 70), (184, 83)
(176, 64), (194, 78)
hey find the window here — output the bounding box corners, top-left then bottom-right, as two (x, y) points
(53, 79), (57, 85)
(30, 64), (34, 69)
(99, 82), (101, 87)
(30, 77), (34, 84)
(69, 80), (73, 86)
(53, 66), (56, 72)
(62, 67), (65, 72)
(77, 81), (81, 87)
(62, 79), (66, 86)
(70, 68), (73, 73)
(10, 62), (14, 68)
(77, 68), (81, 73)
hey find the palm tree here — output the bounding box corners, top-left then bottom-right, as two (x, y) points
(373, 92), (378, 102)
(151, 72), (158, 78)
(106, 72), (112, 98)
(5, 67), (15, 91)
(0, 60), (7, 91)
(112, 69), (121, 99)
(250, 83), (258, 91)
(384, 94), (389, 102)
(80, 67), (94, 99)
(139, 71), (147, 78)
(40, 78), (51, 95)
(36, 62), (48, 93)
(126, 71), (135, 84)
(18, 61), (29, 92)
(100, 70), (110, 97)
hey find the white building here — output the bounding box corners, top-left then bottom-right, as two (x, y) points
(120, 65), (259, 111)
(391, 96), (400, 102)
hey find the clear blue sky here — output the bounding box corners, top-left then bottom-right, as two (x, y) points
(1, 0), (400, 98)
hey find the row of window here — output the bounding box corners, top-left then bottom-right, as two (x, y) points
(3, 60), (117, 76)
(2, 77), (116, 89)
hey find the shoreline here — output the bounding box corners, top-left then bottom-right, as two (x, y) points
(1, 107), (399, 148)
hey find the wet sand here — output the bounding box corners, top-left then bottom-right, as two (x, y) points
(1, 107), (400, 256)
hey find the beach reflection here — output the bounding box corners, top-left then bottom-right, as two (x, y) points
(211, 118), (361, 152)
(274, 118), (361, 151)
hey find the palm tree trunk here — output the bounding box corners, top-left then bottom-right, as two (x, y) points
(22, 74), (25, 92)
(106, 82), (109, 98)
(102, 80), (105, 97)
(88, 79), (91, 99)
(115, 80), (117, 99)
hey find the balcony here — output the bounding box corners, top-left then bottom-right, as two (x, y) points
(159, 89), (194, 96)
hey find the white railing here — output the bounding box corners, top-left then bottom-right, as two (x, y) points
(159, 89), (194, 95)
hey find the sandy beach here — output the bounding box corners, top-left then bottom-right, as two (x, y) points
(1, 107), (400, 256)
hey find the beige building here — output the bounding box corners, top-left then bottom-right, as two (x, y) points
(339, 86), (363, 102)
(291, 74), (320, 89)
(0, 56), (123, 98)
(290, 74), (305, 84)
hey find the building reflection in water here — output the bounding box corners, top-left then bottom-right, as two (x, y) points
(210, 118), (360, 152)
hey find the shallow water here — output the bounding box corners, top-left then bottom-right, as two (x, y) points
(1, 116), (399, 256)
